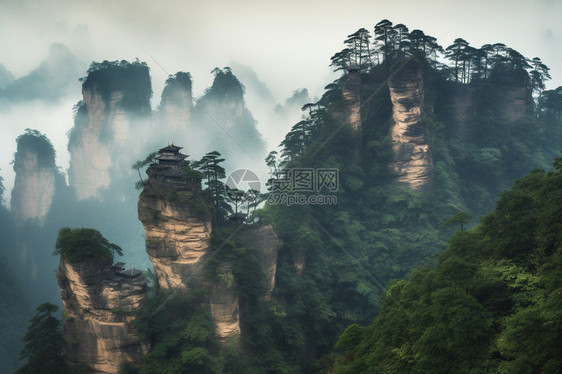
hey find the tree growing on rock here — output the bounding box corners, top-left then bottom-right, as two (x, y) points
(54, 227), (123, 263)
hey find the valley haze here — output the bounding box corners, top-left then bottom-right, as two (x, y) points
(0, 0), (561, 201)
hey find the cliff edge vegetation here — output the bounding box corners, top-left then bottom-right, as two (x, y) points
(54, 227), (123, 263)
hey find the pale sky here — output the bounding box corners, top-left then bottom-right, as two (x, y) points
(1, 0), (561, 202)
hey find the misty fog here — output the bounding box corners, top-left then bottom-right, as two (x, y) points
(1, 1), (562, 372)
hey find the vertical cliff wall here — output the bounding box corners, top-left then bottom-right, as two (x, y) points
(205, 225), (279, 340)
(68, 90), (114, 200)
(491, 69), (534, 120)
(138, 162), (212, 291)
(138, 151), (279, 341)
(209, 262), (241, 339)
(193, 68), (266, 167)
(137, 159), (242, 338)
(68, 61), (151, 200)
(388, 58), (433, 190)
(241, 225), (278, 300)
(342, 68), (363, 162)
(158, 72), (192, 132)
(11, 131), (57, 226)
(58, 257), (148, 373)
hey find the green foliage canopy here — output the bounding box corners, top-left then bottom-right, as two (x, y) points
(54, 227), (123, 263)
(330, 158), (562, 373)
(13, 129), (56, 171)
(15, 303), (67, 374)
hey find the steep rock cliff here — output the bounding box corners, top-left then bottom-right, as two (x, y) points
(209, 262), (241, 339)
(11, 131), (57, 226)
(158, 72), (193, 132)
(67, 89), (113, 200)
(138, 157), (241, 337)
(207, 225), (278, 340)
(193, 68), (266, 165)
(138, 148), (279, 341)
(138, 161), (212, 292)
(490, 69), (534, 120)
(388, 58), (433, 190)
(342, 68), (363, 161)
(68, 61), (151, 200)
(241, 225), (278, 300)
(58, 257), (148, 373)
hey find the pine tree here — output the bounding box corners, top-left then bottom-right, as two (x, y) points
(16, 303), (68, 374)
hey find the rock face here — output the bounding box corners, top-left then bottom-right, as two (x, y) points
(11, 132), (57, 226)
(194, 68), (266, 164)
(342, 68), (363, 162)
(58, 257), (148, 373)
(138, 160), (212, 292)
(209, 262), (241, 339)
(388, 59), (433, 191)
(68, 61), (151, 200)
(158, 72), (192, 132)
(138, 146), (279, 341)
(68, 88), (115, 200)
(452, 85), (473, 138)
(241, 225), (278, 299)
(491, 69), (534, 120)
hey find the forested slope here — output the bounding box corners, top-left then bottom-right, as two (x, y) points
(255, 19), (562, 372)
(329, 158), (562, 373)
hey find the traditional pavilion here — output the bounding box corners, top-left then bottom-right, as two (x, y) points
(156, 144), (188, 166)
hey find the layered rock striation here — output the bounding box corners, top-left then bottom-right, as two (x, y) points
(68, 61), (151, 200)
(137, 154), (212, 292)
(58, 257), (148, 373)
(68, 89), (115, 200)
(388, 58), (433, 191)
(11, 131), (58, 226)
(138, 145), (279, 341)
(342, 67), (363, 162)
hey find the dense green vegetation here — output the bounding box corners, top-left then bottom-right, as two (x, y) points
(0, 246), (29, 373)
(54, 227), (123, 263)
(131, 225), (295, 373)
(12, 129), (56, 171)
(68, 59), (152, 149)
(9, 18), (562, 374)
(79, 59), (152, 115)
(248, 19), (562, 372)
(328, 158), (562, 373)
(161, 72), (193, 106)
(205, 67), (245, 102)
(15, 303), (68, 374)
(132, 291), (225, 374)
(120, 19), (562, 373)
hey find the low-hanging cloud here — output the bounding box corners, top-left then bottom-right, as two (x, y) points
(2, 0), (562, 203)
